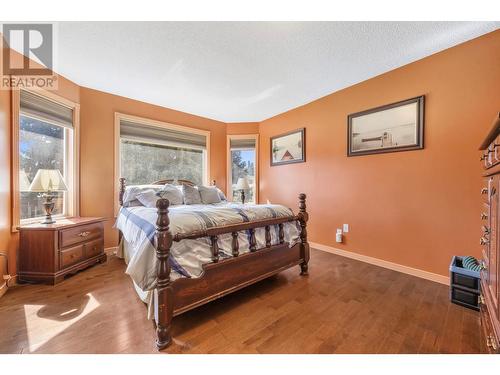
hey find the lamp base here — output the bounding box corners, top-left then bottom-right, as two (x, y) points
(41, 217), (56, 225)
(41, 194), (56, 225)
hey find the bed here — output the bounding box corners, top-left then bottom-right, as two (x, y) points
(115, 178), (310, 350)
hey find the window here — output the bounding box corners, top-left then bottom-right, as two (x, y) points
(227, 135), (258, 204)
(15, 89), (78, 226)
(115, 114), (210, 211)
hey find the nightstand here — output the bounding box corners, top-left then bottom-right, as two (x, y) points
(17, 217), (107, 285)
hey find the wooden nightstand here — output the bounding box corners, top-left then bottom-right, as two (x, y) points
(17, 217), (107, 285)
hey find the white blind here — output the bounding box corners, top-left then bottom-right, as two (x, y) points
(20, 90), (73, 128)
(120, 120), (207, 149)
(230, 138), (256, 150)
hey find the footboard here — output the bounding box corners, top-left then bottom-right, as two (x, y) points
(153, 193), (310, 350)
(116, 178), (310, 350)
(172, 241), (303, 315)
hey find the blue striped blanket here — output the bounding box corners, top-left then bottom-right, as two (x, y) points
(115, 202), (301, 291)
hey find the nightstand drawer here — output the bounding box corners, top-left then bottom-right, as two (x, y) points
(60, 245), (84, 268)
(60, 222), (102, 248)
(85, 238), (104, 258)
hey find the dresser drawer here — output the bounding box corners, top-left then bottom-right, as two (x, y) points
(60, 222), (103, 248)
(85, 238), (104, 258)
(60, 245), (84, 269)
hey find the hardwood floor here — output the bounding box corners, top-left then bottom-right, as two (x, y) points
(0, 249), (481, 354)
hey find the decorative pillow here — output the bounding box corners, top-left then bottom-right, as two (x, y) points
(122, 185), (164, 207)
(198, 186), (222, 204)
(182, 184), (202, 205)
(157, 184), (184, 205)
(135, 189), (160, 208)
(216, 187), (227, 201)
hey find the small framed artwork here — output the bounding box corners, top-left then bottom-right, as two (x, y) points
(270, 128), (306, 166)
(347, 95), (424, 156)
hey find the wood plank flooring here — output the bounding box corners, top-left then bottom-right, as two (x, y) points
(0, 249), (481, 353)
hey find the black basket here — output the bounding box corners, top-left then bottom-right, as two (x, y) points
(449, 256), (481, 311)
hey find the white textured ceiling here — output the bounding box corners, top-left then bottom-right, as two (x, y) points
(46, 22), (500, 122)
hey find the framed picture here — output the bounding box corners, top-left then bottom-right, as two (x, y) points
(270, 128), (306, 166)
(347, 95), (424, 156)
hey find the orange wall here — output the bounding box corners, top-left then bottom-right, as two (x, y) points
(0, 68), (11, 280)
(227, 122), (259, 135)
(79, 88), (228, 248)
(259, 30), (500, 277)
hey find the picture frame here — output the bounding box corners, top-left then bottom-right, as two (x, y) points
(347, 95), (424, 157)
(270, 128), (306, 166)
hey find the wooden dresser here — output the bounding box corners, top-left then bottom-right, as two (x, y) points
(18, 217), (106, 285)
(479, 113), (500, 354)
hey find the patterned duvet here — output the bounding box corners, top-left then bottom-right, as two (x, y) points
(115, 202), (301, 291)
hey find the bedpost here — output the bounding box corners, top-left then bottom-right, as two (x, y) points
(119, 177), (126, 207)
(298, 193), (310, 275)
(155, 198), (174, 350)
(118, 178), (126, 243)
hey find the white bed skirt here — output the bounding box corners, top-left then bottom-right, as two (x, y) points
(118, 239), (157, 320)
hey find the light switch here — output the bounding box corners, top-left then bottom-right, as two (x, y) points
(343, 224), (349, 233)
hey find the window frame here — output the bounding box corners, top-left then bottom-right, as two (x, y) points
(12, 88), (80, 231)
(114, 112), (211, 215)
(226, 134), (259, 204)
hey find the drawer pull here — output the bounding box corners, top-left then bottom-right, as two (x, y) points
(481, 212), (488, 220)
(481, 188), (488, 195)
(77, 231), (91, 237)
(487, 335), (498, 351)
(480, 237), (489, 245)
(480, 260), (487, 270)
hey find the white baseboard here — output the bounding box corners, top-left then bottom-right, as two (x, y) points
(310, 242), (449, 286)
(0, 282), (7, 299)
(104, 247), (118, 256)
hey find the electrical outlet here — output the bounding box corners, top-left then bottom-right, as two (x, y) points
(343, 224), (349, 233)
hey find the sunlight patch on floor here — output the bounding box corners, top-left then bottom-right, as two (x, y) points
(23, 293), (100, 352)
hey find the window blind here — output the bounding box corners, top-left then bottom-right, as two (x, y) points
(120, 120), (207, 149)
(230, 138), (256, 150)
(20, 90), (73, 129)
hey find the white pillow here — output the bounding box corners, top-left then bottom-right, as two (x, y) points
(198, 186), (222, 204)
(158, 184), (184, 205)
(135, 189), (160, 208)
(216, 187), (227, 201)
(122, 184), (163, 207)
(182, 185), (202, 205)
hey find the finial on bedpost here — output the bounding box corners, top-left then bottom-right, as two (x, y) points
(298, 193), (310, 276)
(155, 198), (173, 350)
(119, 177), (126, 207)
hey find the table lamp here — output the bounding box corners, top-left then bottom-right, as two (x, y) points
(28, 169), (68, 224)
(235, 176), (250, 204)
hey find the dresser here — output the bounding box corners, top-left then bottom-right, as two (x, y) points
(18, 217), (106, 285)
(479, 113), (500, 354)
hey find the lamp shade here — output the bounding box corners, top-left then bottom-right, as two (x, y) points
(19, 170), (31, 192)
(28, 169), (68, 192)
(235, 176), (250, 190)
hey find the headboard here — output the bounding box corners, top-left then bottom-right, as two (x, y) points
(151, 179), (196, 186)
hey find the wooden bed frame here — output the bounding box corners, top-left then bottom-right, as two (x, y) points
(118, 178), (310, 350)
